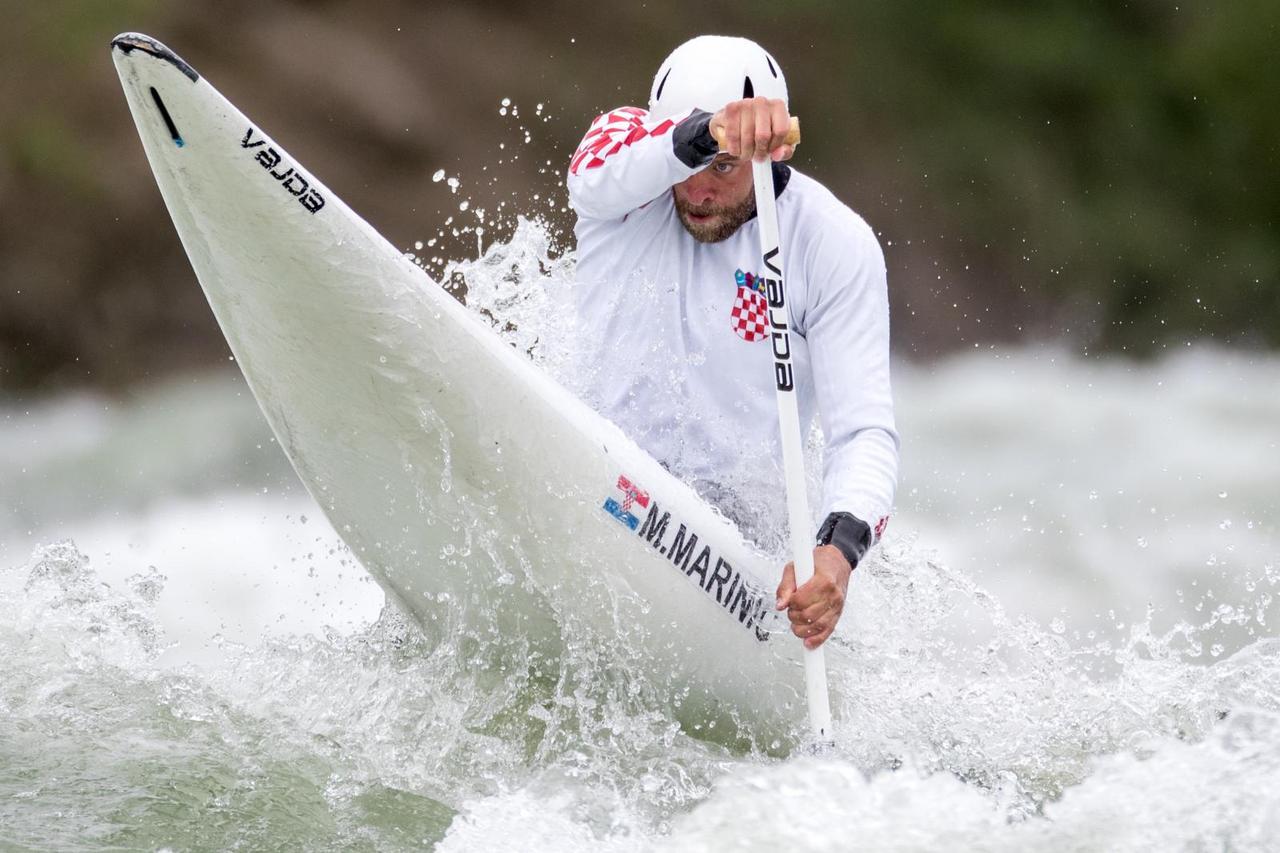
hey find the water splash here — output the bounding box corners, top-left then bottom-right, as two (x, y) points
(4, 216), (1279, 847)
(3, 478), (1279, 850)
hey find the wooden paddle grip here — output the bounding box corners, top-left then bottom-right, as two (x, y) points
(711, 116), (801, 152)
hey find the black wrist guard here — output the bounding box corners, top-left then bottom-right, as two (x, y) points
(816, 512), (872, 570)
(672, 109), (718, 168)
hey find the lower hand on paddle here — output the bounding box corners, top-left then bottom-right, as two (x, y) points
(775, 545), (852, 649)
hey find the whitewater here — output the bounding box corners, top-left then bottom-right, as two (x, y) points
(2, 221), (1278, 850)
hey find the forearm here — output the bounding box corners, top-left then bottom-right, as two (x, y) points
(566, 107), (718, 221)
(820, 425), (899, 546)
(804, 215), (898, 545)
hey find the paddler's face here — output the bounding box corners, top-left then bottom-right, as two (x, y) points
(672, 154), (756, 243)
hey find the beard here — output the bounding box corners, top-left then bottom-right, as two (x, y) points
(673, 192), (756, 243)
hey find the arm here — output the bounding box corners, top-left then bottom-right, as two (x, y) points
(775, 215), (899, 649)
(804, 215), (899, 548)
(566, 107), (718, 221)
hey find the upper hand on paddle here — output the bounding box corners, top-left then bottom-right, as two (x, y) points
(775, 545), (852, 649)
(709, 97), (795, 163)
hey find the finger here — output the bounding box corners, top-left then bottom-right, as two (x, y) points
(775, 562), (796, 610)
(787, 595), (821, 622)
(791, 610), (835, 640)
(811, 610), (839, 644)
(800, 605), (839, 635)
(789, 598), (834, 626)
(713, 103), (735, 156)
(735, 102), (749, 158)
(804, 624), (834, 650)
(710, 112), (727, 153)
(770, 100), (790, 151)
(790, 612), (820, 637)
(753, 98), (773, 162)
(790, 574), (837, 611)
(738, 101), (758, 163)
(771, 143), (794, 163)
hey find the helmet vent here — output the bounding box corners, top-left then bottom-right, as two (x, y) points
(655, 67), (672, 101)
(766, 55), (778, 78)
(742, 76), (754, 98)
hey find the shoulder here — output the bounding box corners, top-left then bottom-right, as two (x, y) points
(584, 105), (650, 131)
(782, 169), (884, 272)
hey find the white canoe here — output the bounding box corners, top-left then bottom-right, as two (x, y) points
(111, 33), (807, 741)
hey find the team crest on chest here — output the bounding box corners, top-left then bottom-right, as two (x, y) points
(730, 269), (768, 343)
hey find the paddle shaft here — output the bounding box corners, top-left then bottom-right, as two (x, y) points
(750, 156), (833, 741)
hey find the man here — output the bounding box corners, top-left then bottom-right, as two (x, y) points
(566, 35), (898, 649)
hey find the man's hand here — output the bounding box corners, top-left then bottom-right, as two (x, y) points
(710, 97), (794, 163)
(775, 545), (852, 649)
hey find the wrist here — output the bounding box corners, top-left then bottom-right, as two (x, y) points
(673, 109), (718, 168)
(815, 544), (853, 582)
(816, 512), (872, 571)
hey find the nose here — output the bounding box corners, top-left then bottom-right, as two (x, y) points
(681, 172), (717, 207)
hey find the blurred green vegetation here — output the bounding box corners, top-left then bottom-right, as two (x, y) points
(9, 113), (98, 199)
(18, 0), (161, 65)
(1, 0), (1276, 392)
(821, 0), (1279, 350)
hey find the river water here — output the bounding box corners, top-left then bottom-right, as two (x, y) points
(2, 228), (1278, 850)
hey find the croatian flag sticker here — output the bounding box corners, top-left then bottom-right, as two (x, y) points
(603, 474), (650, 530)
(731, 268), (769, 343)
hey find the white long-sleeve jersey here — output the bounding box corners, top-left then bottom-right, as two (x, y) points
(565, 106), (898, 547)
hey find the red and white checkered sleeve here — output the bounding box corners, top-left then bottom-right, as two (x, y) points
(566, 106), (707, 221)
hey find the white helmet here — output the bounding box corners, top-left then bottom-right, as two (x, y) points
(648, 35), (788, 121)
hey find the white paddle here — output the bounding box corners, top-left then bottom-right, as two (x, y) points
(715, 115), (833, 741)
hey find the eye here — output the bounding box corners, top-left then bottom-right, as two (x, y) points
(714, 161), (735, 174)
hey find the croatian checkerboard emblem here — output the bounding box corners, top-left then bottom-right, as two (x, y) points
(731, 269), (768, 342)
(603, 474), (650, 530)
